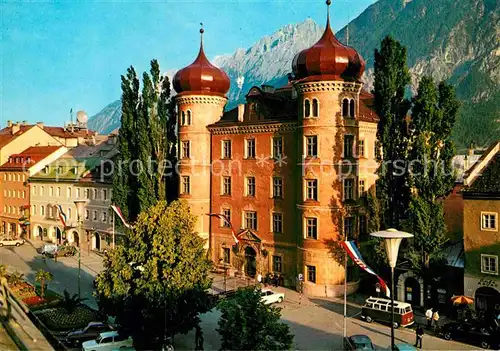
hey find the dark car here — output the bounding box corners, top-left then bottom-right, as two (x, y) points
(65, 321), (113, 346)
(440, 322), (499, 349)
(344, 335), (375, 350)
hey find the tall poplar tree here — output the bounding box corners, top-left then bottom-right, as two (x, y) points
(373, 36), (412, 228)
(113, 60), (177, 223)
(407, 76), (460, 306)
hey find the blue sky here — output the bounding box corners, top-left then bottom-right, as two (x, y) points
(1, 0), (375, 127)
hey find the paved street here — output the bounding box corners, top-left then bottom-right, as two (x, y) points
(0, 242), (101, 309)
(0, 246), (477, 350)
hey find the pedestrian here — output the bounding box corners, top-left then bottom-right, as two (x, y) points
(425, 307), (433, 329)
(432, 310), (440, 331)
(414, 325), (424, 349)
(257, 273), (262, 285)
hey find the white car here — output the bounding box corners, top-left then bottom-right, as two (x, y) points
(82, 331), (133, 351)
(261, 289), (285, 305)
(0, 238), (25, 247)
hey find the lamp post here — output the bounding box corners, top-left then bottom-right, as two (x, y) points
(370, 228), (413, 350)
(74, 200), (88, 299)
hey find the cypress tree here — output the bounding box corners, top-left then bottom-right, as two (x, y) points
(373, 36), (412, 228)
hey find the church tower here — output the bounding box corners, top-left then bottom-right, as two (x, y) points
(292, 0), (370, 296)
(173, 26), (230, 247)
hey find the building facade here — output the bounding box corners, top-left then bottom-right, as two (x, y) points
(174, 2), (379, 296)
(462, 141), (500, 317)
(0, 146), (67, 238)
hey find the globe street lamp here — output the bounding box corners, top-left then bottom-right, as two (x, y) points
(74, 199), (88, 299)
(370, 228), (413, 350)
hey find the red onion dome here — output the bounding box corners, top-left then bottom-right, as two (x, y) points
(173, 28), (230, 96)
(292, 1), (365, 81)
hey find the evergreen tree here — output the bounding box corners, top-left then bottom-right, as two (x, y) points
(406, 76), (460, 306)
(217, 288), (294, 350)
(113, 60), (177, 223)
(94, 200), (213, 349)
(373, 36), (412, 228)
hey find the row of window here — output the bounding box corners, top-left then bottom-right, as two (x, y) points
(4, 189), (26, 199)
(303, 98), (356, 119)
(182, 175), (365, 202)
(42, 165), (79, 175)
(2, 173), (26, 182)
(30, 204), (112, 224)
(3, 205), (27, 216)
(31, 185), (110, 201)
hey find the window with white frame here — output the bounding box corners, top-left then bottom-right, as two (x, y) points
(246, 176), (256, 197)
(102, 211), (107, 223)
(481, 254), (498, 275)
(344, 135), (354, 158)
(67, 187), (72, 198)
(32, 186), (36, 196)
(359, 180), (366, 197)
(272, 137), (283, 159)
(344, 179), (354, 200)
(181, 141), (190, 159)
(182, 176), (190, 195)
(305, 135), (318, 157)
(273, 213), (283, 233)
(305, 179), (318, 201)
(32, 205), (36, 216)
(305, 217), (318, 239)
(222, 208), (231, 227)
(67, 208), (72, 219)
(273, 177), (283, 198)
(85, 210), (89, 220)
(222, 176), (231, 195)
(358, 140), (365, 157)
(103, 189), (107, 201)
(312, 98), (319, 117)
(245, 211), (257, 230)
(481, 213), (497, 231)
(245, 139), (256, 159)
(94, 189), (98, 199)
(41, 206), (45, 216)
(222, 140), (232, 159)
(49, 186), (53, 196)
(76, 188), (80, 198)
(40, 186), (44, 196)
(93, 210), (97, 221)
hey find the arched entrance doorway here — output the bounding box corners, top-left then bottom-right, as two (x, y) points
(405, 277), (421, 306)
(244, 246), (257, 278)
(476, 287), (500, 317)
(55, 227), (62, 244)
(71, 231), (80, 247)
(93, 232), (101, 251)
(34, 225), (43, 241)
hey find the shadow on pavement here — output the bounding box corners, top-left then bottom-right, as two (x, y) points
(310, 297), (363, 318)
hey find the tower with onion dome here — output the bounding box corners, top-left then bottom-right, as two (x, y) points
(173, 26), (230, 248)
(292, 0), (376, 296)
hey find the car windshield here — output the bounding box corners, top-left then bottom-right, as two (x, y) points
(353, 341), (372, 349)
(95, 335), (103, 343)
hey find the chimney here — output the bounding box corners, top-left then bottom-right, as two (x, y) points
(36, 122), (44, 129)
(237, 104), (245, 122)
(7, 120), (12, 128)
(11, 122), (21, 135)
(22, 120), (28, 126)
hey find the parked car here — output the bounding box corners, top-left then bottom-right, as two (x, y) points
(65, 321), (113, 346)
(361, 297), (414, 328)
(439, 322), (499, 349)
(344, 335), (375, 350)
(393, 343), (417, 351)
(38, 243), (58, 255)
(260, 289), (284, 305)
(0, 238), (25, 247)
(56, 245), (77, 257)
(82, 331), (133, 351)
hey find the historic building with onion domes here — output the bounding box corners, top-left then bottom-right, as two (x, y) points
(173, 0), (380, 297)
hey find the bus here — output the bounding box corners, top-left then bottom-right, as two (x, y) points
(361, 297), (414, 328)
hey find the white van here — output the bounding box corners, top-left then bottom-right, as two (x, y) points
(39, 243), (58, 255)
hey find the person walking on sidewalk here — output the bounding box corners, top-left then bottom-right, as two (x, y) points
(432, 310), (440, 331)
(414, 325), (424, 349)
(425, 307), (433, 329)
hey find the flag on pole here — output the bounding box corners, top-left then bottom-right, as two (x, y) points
(110, 205), (133, 229)
(57, 205), (67, 228)
(340, 241), (391, 297)
(206, 213), (239, 244)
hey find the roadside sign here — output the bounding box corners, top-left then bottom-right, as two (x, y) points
(298, 273), (304, 282)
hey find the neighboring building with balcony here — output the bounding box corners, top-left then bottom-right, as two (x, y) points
(29, 136), (118, 252)
(462, 141), (500, 316)
(173, 2), (379, 296)
(0, 146), (67, 238)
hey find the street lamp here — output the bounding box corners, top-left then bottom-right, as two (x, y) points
(370, 228), (413, 350)
(74, 199), (88, 299)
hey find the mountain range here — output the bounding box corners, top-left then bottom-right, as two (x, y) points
(88, 0), (500, 150)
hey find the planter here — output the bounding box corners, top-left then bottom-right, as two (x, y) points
(35, 306), (104, 331)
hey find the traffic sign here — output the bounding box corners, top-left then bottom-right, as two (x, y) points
(298, 273), (304, 282)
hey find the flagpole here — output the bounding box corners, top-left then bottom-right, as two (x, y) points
(112, 204), (115, 250)
(343, 240), (347, 342)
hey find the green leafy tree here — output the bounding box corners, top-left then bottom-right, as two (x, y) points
(217, 288), (294, 350)
(35, 269), (53, 298)
(406, 76), (460, 306)
(113, 60), (177, 224)
(0, 264), (7, 278)
(94, 200), (213, 349)
(7, 271), (24, 287)
(373, 35), (412, 228)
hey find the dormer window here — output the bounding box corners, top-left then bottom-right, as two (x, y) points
(57, 166), (63, 174)
(312, 99), (319, 117)
(44, 166), (49, 174)
(73, 166), (78, 174)
(304, 99), (311, 118)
